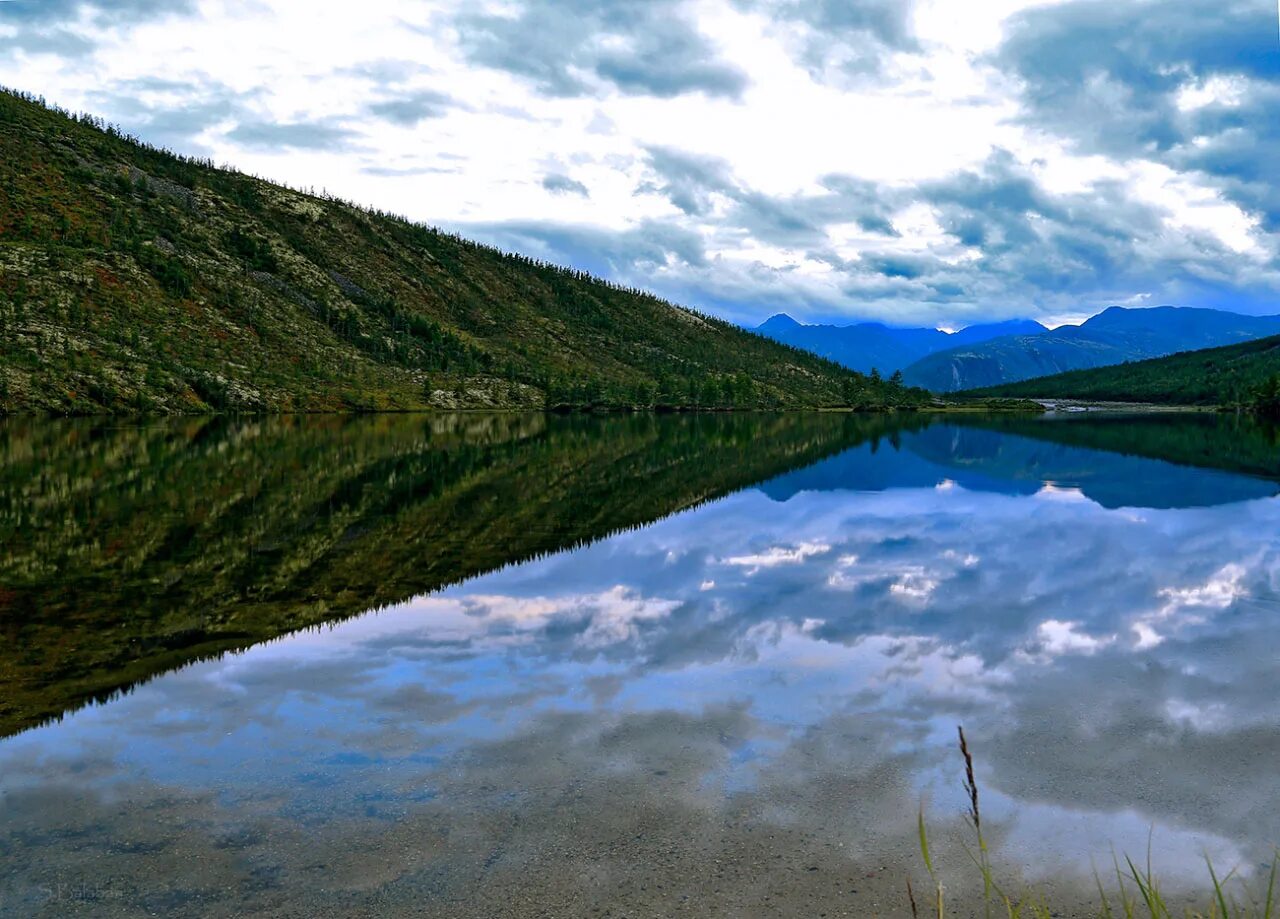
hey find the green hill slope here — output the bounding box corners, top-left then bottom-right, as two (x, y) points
(966, 334), (1280, 408)
(0, 89), (921, 413)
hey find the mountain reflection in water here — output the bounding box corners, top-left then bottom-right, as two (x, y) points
(1, 412), (1277, 917)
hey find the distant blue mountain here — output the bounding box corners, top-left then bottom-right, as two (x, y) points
(901, 306), (1280, 392)
(755, 314), (1047, 375)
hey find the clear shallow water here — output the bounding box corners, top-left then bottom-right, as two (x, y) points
(2, 413), (1279, 917)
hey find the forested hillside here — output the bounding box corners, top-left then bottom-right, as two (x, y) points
(0, 90), (924, 413)
(968, 334), (1280, 412)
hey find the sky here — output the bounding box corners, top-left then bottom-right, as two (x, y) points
(2, 0), (1278, 328)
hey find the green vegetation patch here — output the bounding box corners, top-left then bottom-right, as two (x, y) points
(967, 334), (1280, 414)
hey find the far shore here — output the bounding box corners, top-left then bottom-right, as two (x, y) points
(1033, 399), (1217, 413)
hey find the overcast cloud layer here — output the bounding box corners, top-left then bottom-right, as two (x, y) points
(3, 0), (1278, 327)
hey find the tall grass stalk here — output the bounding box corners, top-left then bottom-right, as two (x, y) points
(912, 726), (1279, 918)
(919, 803), (945, 918)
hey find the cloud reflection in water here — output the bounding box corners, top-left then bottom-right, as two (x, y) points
(2, 420), (1278, 914)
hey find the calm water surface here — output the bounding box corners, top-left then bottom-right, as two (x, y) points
(2, 412), (1278, 917)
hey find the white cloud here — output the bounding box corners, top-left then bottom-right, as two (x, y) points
(888, 568), (940, 601)
(722, 540), (831, 574)
(3, 0), (1277, 325)
(1032, 618), (1115, 657)
(1133, 563), (1249, 649)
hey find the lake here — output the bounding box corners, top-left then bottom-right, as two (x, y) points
(2, 411), (1278, 917)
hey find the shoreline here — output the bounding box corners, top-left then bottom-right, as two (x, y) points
(1032, 398), (1219, 413)
(0, 400), (1044, 419)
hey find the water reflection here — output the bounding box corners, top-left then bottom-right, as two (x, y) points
(765, 417), (1280, 508)
(0, 411), (876, 735)
(2, 412), (1278, 917)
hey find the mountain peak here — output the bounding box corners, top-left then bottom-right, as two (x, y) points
(1082, 304), (1253, 330)
(758, 313), (802, 331)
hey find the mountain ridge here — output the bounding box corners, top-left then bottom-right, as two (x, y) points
(965, 333), (1280, 409)
(901, 306), (1280, 392)
(754, 313), (1047, 375)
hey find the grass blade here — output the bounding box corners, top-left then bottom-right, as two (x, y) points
(1264, 853), (1276, 919)
(1207, 856), (1230, 919)
(1094, 859), (1114, 919)
(919, 804), (935, 876)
